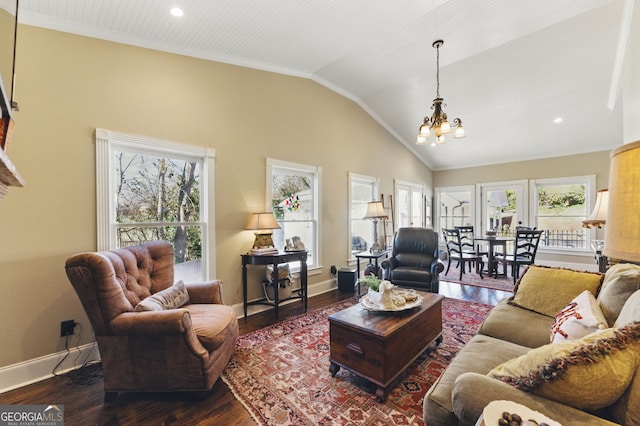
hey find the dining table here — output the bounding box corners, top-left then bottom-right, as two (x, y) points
(473, 236), (514, 278)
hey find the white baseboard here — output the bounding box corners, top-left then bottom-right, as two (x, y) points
(536, 259), (599, 273)
(0, 342), (101, 394)
(0, 278), (340, 394)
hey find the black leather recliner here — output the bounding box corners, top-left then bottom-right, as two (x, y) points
(381, 227), (444, 293)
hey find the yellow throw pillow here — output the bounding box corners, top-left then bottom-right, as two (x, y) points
(489, 322), (640, 411)
(510, 265), (603, 317)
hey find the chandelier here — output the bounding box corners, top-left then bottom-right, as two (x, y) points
(416, 40), (465, 146)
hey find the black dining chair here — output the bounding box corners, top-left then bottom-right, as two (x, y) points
(495, 229), (543, 283)
(442, 228), (484, 280)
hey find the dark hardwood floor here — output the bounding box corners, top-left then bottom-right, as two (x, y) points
(0, 280), (508, 426)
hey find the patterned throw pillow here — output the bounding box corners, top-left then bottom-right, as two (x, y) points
(135, 280), (190, 311)
(489, 322), (640, 411)
(550, 290), (608, 343)
(510, 265), (603, 318)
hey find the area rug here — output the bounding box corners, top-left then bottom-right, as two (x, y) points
(441, 268), (514, 293)
(222, 297), (492, 425)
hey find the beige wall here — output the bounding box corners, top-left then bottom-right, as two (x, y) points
(433, 150), (611, 265)
(0, 25), (433, 367)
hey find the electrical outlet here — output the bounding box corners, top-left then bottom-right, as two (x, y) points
(60, 320), (76, 337)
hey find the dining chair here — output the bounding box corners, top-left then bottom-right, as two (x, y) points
(442, 228), (484, 280)
(495, 229), (543, 283)
(454, 226), (476, 253)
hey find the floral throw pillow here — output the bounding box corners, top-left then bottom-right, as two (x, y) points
(550, 290), (608, 343)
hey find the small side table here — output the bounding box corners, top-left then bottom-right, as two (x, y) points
(241, 251), (308, 318)
(354, 250), (389, 297)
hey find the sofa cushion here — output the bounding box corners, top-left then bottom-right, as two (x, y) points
(598, 263), (640, 325)
(477, 299), (554, 348)
(549, 290), (608, 343)
(424, 334), (530, 426)
(134, 280), (190, 312)
(510, 265), (602, 318)
(614, 289), (640, 327)
(186, 304), (238, 352)
(489, 322), (640, 411)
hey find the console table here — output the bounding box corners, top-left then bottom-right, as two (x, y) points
(354, 250), (389, 296)
(241, 251), (308, 318)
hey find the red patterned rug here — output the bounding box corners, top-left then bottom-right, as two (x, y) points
(441, 267), (514, 293)
(222, 297), (492, 425)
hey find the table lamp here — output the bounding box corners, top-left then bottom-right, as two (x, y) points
(246, 212), (281, 249)
(364, 200), (388, 252)
(603, 140), (640, 263)
(582, 189), (608, 229)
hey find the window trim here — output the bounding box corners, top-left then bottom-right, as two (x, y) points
(266, 158), (322, 270)
(530, 175), (595, 255)
(348, 172), (379, 261)
(95, 128), (216, 278)
(435, 184), (476, 236)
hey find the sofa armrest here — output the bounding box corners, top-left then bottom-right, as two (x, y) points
(185, 280), (224, 304)
(431, 260), (445, 276)
(110, 310), (192, 335)
(452, 373), (620, 426)
(380, 258), (397, 279)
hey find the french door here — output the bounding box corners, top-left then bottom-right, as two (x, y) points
(477, 181), (528, 235)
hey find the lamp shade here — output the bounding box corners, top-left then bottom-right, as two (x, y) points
(364, 201), (387, 219)
(582, 189), (608, 228)
(245, 212), (281, 230)
(603, 140), (640, 262)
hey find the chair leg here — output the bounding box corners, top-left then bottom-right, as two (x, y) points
(445, 258), (451, 276)
(477, 259), (484, 279)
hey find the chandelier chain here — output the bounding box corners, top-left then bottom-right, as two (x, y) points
(435, 43), (440, 98)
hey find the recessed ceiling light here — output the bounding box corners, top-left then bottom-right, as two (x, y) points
(170, 7), (184, 17)
(553, 117), (563, 124)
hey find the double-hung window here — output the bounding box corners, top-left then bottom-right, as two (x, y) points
(96, 129), (215, 281)
(267, 158), (321, 269)
(531, 175), (594, 253)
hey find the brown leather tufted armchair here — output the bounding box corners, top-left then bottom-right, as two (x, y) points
(64, 241), (238, 401)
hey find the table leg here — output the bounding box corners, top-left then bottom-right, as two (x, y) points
(272, 262), (279, 318)
(375, 386), (387, 403)
(329, 362), (340, 377)
(301, 259), (308, 310)
(242, 263), (248, 318)
(356, 258), (362, 297)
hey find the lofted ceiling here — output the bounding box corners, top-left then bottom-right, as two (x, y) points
(12, 0), (631, 170)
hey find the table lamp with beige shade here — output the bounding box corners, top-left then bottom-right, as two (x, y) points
(603, 140), (640, 264)
(246, 212), (281, 249)
(364, 200), (388, 252)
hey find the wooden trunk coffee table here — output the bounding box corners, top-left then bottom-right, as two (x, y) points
(328, 291), (444, 402)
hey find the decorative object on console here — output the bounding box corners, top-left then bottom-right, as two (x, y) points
(416, 39), (465, 146)
(363, 200), (387, 252)
(246, 212), (281, 249)
(604, 140), (640, 264)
